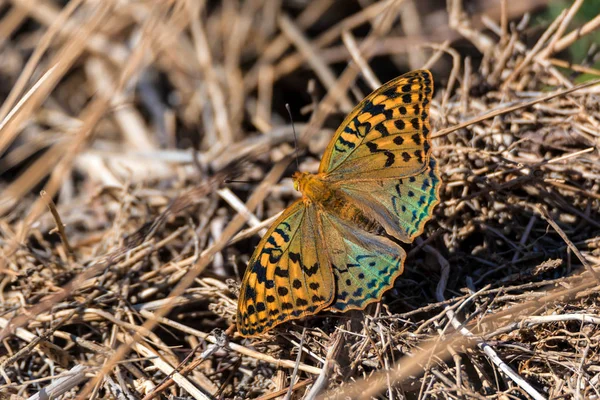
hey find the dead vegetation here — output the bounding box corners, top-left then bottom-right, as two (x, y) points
(1, 0), (600, 399)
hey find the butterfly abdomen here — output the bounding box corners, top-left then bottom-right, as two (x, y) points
(324, 193), (379, 233)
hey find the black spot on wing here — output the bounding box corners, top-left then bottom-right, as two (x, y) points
(301, 262), (320, 276)
(395, 182), (402, 195)
(263, 247), (282, 263)
(366, 142), (378, 153)
(411, 133), (421, 145)
(379, 265), (391, 276)
(422, 178), (430, 190)
(382, 86), (400, 98)
(344, 125), (358, 136)
(296, 298), (308, 307)
(244, 286), (256, 302)
(289, 252), (300, 264)
(384, 151), (395, 167)
(375, 123), (389, 137)
(274, 227), (290, 242)
(352, 117), (372, 138)
(338, 136), (356, 149)
(424, 140), (431, 153)
(362, 101), (394, 120)
(254, 261), (267, 283)
(414, 150), (423, 162)
(392, 197), (401, 216)
(334, 144), (347, 153)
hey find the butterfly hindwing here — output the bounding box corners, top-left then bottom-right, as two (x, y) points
(319, 211), (406, 312)
(319, 70), (433, 181)
(237, 201), (334, 337)
(335, 157), (440, 243)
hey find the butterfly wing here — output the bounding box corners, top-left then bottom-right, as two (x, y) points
(318, 210), (406, 312)
(334, 157), (440, 243)
(319, 70), (433, 181)
(237, 200), (334, 337)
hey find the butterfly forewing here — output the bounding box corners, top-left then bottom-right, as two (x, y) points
(319, 70), (433, 181)
(237, 201), (334, 337)
(319, 211), (406, 312)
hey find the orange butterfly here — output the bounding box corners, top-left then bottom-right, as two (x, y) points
(237, 70), (440, 337)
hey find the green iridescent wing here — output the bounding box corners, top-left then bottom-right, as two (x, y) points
(318, 210), (406, 312)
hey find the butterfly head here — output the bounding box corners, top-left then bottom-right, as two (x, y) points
(292, 171), (307, 192)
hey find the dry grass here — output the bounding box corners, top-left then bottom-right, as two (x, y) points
(1, 0), (600, 399)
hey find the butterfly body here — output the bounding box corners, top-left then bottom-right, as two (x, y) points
(237, 70), (440, 337)
(293, 171), (377, 232)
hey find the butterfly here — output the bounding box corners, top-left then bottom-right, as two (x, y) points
(237, 70), (440, 337)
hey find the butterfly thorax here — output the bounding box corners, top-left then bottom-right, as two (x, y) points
(293, 171), (378, 232)
(293, 171), (333, 203)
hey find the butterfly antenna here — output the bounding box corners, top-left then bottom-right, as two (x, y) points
(224, 179), (260, 184)
(285, 103), (300, 171)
